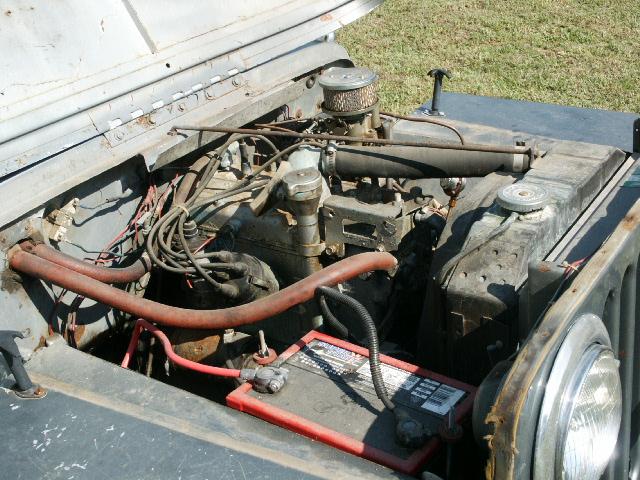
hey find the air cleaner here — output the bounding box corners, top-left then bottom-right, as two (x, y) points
(318, 66), (379, 116)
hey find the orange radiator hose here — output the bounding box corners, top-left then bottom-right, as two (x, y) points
(9, 248), (396, 330)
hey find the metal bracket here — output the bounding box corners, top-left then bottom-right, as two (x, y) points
(322, 195), (407, 255)
(0, 330), (46, 399)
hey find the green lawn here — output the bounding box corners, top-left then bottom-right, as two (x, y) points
(338, 0), (639, 114)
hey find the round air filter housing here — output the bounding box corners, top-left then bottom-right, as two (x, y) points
(318, 67), (379, 116)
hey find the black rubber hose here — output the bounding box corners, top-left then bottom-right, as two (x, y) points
(316, 286), (395, 411)
(316, 293), (350, 339)
(333, 145), (528, 179)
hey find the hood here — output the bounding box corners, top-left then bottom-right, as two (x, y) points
(0, 0), (380, 179)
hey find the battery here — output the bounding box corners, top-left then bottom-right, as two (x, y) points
(227, 331), (476, 474)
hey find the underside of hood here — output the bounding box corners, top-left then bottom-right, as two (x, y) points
(0, 0), (381, 178)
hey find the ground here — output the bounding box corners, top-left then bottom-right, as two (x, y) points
(338, 0), (639, 114)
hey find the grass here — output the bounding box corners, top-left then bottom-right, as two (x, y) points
(338, 0), (639, 114)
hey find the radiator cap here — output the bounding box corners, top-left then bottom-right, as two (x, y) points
(497, 183), (549, 213)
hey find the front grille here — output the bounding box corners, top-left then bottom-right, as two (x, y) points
(487, 196), (640, 479)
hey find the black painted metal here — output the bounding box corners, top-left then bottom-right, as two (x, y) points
(3, 341), (408, 480)
(423, 95), (638, 477)
(426, 68), (451, 115)
(491, 198), (640, 479)
(418, 93), (638, 153)
(0, 330), (35, 393)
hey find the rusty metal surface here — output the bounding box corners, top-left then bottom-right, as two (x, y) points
(170, 329), (224, 364)
(322, 194), (407, 254)
(486, 198), (640, 479)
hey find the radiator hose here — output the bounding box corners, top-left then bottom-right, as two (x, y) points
(331, 145), (529, 179)
(316, 286), (429, 448)
(8, 248), (396, 330)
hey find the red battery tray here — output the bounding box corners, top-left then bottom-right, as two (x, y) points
(227, 331), (475, 475)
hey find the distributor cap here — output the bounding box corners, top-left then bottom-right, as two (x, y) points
(318, 66), (378, 91)
(496, 183), (549, 213)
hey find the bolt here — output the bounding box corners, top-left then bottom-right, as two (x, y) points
(305, 76), (316, 89)
(268, 381), (280, 393)
(232, 76), (242, 87)
(114, 131), (124, 141)
(258, 330), (268, 357)
(177, 103), (186, 112)
(427, 68), (452, 116)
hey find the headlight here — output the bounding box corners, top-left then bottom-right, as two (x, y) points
(534, 314), (622, 480)
(558, 346), (622, 479)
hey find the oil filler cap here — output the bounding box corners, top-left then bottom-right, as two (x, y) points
(282, 168), (322, 201)
(496, 183), (549, 213)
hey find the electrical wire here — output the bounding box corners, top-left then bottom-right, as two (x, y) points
(122, 318), (241, 378)
(379, 111), (466, 145)
(316, 286), (395, 411)
(316, 293), (350, 340)
(144, 134), (325, 304)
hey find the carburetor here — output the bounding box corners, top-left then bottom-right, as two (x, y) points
(318, 66), (382, 140)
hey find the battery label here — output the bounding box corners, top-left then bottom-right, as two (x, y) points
(288, 339), (466, 417)
(356, 361), (421, 394)
(421, 384), (466, 416)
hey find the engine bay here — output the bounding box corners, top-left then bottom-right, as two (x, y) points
(1, 64), (628, 478)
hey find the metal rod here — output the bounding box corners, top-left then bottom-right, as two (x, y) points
(379, 111), (465, 144)
(258, 330), (268, 356)
(171, 125), (530, 156)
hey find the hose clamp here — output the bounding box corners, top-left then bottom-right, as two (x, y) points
(514, 140), (538, 171)
(322, 142), (338, 176)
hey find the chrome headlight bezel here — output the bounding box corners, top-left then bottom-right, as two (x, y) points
(533, 313), (622, 480)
